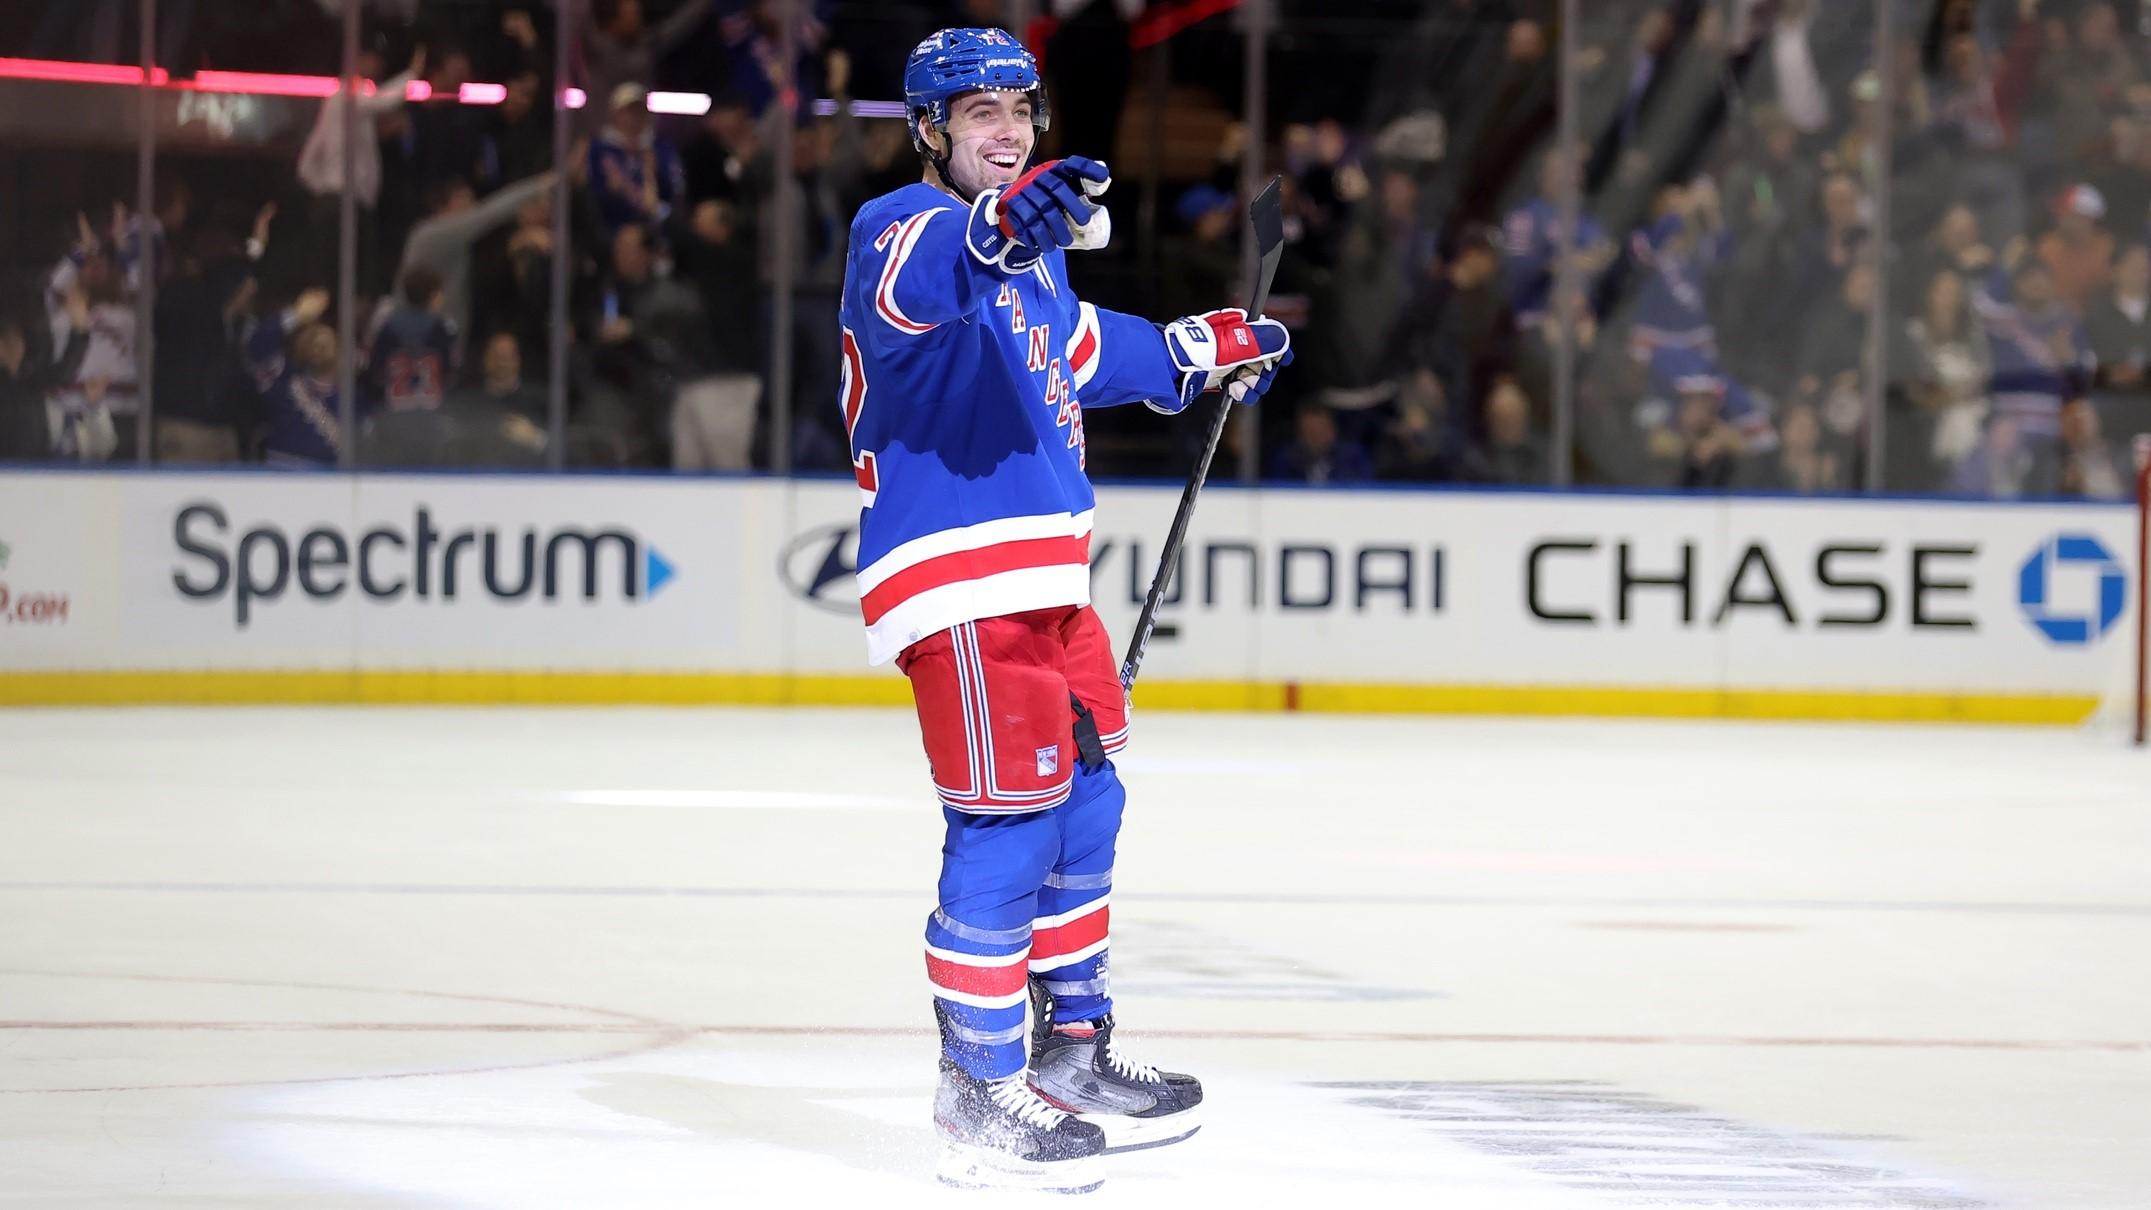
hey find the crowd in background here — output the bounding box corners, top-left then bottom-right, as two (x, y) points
(1, 0), (2150, 499)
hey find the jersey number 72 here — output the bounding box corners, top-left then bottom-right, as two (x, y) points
(838, 326), (878, 507)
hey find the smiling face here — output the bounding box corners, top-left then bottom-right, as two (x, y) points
(923, 89), (1035, 198)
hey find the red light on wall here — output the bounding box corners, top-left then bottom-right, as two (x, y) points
(190, 69), (347, 99)
(0, 57), (168, 86)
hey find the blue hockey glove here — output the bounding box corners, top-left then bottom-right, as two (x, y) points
(1154, 308), (1293, 414)
(965, 157), (1112, 272)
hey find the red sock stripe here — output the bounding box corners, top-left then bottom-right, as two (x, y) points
(925, 952), (1031, 999)
(1031, 904), (1110, 967)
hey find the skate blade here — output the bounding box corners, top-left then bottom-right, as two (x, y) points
(935, 1141), (1104, 1194)
(1091, 1106), (1203, 1155)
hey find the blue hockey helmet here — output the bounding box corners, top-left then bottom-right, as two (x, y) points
(903, 28), (1050, 164)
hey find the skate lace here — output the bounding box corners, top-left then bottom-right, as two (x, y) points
(1102, 1040), (1162, 1085)
(989, 1074), (1068, 1129)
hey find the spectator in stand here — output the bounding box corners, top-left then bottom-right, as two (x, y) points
(1642, 346), (1774, 491)
(1795, 259), (1878, 464)
(683, 92), (759, 207)
(246, 288), (354, 469)
(1764, 402), (1843, 494)
(667, 199), (761, 470)
(1718, 106), (1817, 390)
(1666, 377), (1744, 491)
(1373, 369), (1457, 483)
(1952, 411), (2034, 497)
(153, 238), (264, 464)
(1160, 185), (1241, 327)
(481, 69), (554, 194)
(2087, 242), (2151, 441)
(577, 222), (715, 466)
(1395, 223), (1514, 454)
(1501, 143), (1612, 327)
(1463, 375), (1548, 485)
(1929, 19), (2042, 245)
(432, 333), (549, 468)
(2058, 396), (2128, 498)
(365, 265), (457, 412)
(397, 171), (555, 352)
(297, 41), (425, 285)
(0, 291), (89, 462)
(587, 84), (687, 240)
(2036, 184), (2116, 314)
(411, 47), (490, 194)
(453, 330), (547, 424)
(1626, 182), (1728, 367)
(1908, 203), (1999, 299)
(1269, 403), (1372, 485)
(717, 1), (826, 119)
(1896, 268), (1993, 490)
(473, 194), (557, 368)
(1302, 154), (1416, 444)
(580, 0), (714, 136)
(42, 216), (136, 462)
(1796, 172), (1871, 324)
(1973, 254), (2093, 489)
(2047, 2), (2143, 167)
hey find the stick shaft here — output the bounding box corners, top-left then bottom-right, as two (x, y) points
(1119, 178), (1283, 689)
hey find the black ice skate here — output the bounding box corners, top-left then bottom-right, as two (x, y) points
(1028, 979), (1204, 1153)
(933, 1056), (1107, 1193)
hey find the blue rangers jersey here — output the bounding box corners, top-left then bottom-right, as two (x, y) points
(838, 182), (1181, 665)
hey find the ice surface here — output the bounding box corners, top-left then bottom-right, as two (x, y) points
(0, 707), (2144, 1208)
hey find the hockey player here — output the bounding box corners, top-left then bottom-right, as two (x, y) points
(836, 27), (1292, 1194)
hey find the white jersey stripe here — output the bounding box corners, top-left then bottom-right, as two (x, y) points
(856, 509), (1095, 594)
(866, 563), (1093, 667)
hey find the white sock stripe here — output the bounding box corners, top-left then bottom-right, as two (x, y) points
(930, 909), (1030, 947)
(1029, 936), (1109, 972)
(1032, 894), (1110, 931)
(925, 942), (1032, 967)
(1042, 868), (1113, 891)
(930, 984), (1031, 1010)
(942, 1018), (1029, 1047)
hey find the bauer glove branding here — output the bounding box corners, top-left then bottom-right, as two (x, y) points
(1157, 308), (1294, 413)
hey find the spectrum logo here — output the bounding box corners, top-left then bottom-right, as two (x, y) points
(172, 502), (676, 627)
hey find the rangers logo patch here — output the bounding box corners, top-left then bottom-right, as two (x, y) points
(1036, 745), (1060, 777)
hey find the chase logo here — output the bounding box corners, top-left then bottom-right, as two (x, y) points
(2017, 533), (2127, 645)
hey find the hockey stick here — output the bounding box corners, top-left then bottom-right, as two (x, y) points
(1119, 175), (1285, 691)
